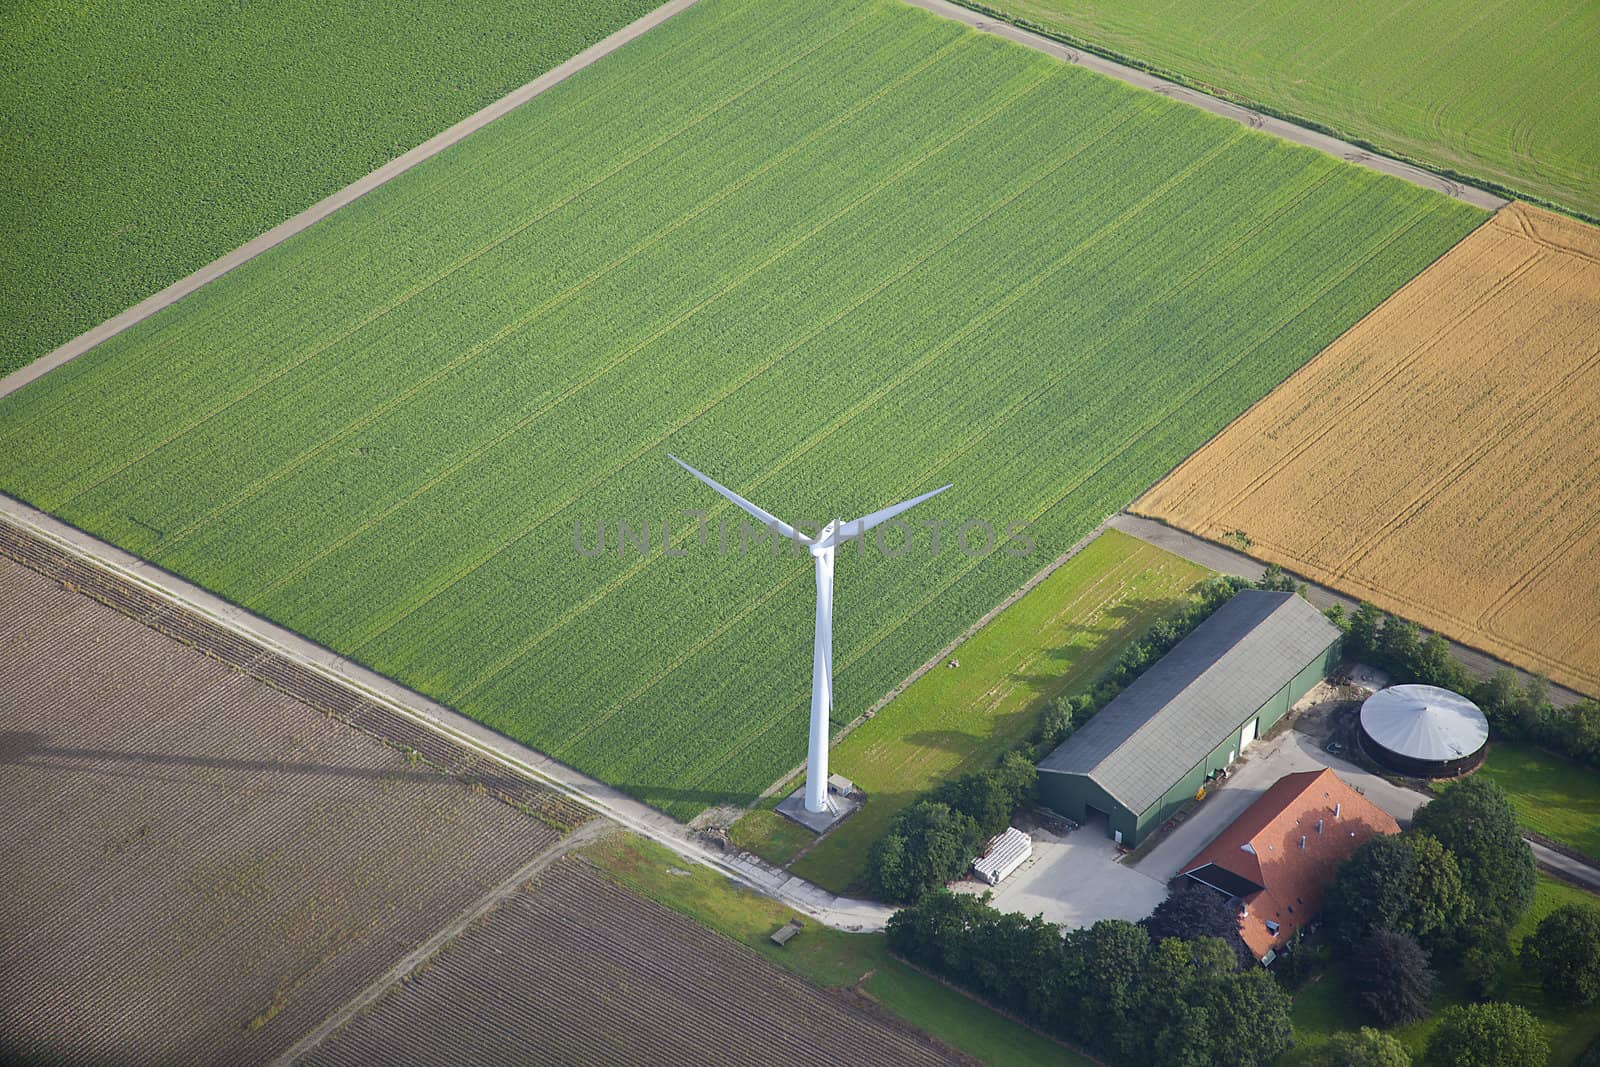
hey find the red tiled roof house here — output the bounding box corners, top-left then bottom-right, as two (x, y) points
(1180, 768), (1400, 964)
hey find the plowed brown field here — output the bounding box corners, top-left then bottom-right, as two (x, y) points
(1137, 203), (1600, 695)
(0, 556), (563, 1063)
(305, 857), (960, 1066)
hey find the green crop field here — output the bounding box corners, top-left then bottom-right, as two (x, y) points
(973, 0), (1600, 220)
(0, 0), (658, 376)
(779, 530), (1208, 893)
(0, 0), (1484, 820)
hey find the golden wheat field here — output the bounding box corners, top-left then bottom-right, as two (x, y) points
(1137, 203), (1600, 695)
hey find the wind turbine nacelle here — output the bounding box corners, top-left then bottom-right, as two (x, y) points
(810, 520), (842, 557)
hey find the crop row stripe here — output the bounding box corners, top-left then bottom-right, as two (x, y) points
(140, 12), (945, 562)
(1197, 235), (1538, 522)
(680, 148), (1391, 787)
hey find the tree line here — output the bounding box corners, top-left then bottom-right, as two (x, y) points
(1334, 601), (1600, 770)
(887, 891), (1294, 1067)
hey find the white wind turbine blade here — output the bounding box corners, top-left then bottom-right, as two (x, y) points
(822, 482), (952, 548)
(669, 455), (811, 545)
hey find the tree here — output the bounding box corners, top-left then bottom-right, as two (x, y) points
(1312, 1028), (1411, 1067)
(1201, 965), (1294, 1067)
(1380, 617), (1422, 679)
(1062, 920), (1151, 1059)
(1474, 668), (1523, 737)
(1413, 633), (1465, 691)
(869, 801), (983, 903)
(938, 753), (1038, 838)
(1038, 696), (1077, 750)
(1412, 776), (1535, 926)
(1142, 883), (1251, 967)
(1522, 903), (1600, 1006)
(1421, 1003), (1547, 1067)
(1323, 832), (1472, 951)
(1353, 929), (1435, 1025)
(1347, 602), (1383, 662)
(1458, 917), (1512, 1000)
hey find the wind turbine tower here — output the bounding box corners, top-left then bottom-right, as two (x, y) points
(671, 455), (950, 817)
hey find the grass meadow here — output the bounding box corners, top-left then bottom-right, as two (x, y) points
(976, 0), (1600, 219)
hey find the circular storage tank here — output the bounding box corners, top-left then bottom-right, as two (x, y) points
(1359, 684), (1488, 777)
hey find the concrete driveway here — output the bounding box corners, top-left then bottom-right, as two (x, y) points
(1128, 717), (1428, 885)
(956, 825), (1168, 928)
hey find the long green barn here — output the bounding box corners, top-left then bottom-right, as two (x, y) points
(1037, 589), (1341, 847)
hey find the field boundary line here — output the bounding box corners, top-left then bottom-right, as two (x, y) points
(0, 492), (895, 932)
(904, 0), (1510, 215)
(272, 821), (610, 1066)
(0, 0), (703, 402)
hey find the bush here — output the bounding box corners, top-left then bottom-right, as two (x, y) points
(1353, 929), (1435, 1025)
(1312, 1027), (1411, 1067)
(869, 801), (983, 904)
(1421, 1002), (1547, 1067)
(1522, 903), (1600, 1006)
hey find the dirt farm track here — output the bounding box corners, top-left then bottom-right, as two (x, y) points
(1138, 203), (1600, 696)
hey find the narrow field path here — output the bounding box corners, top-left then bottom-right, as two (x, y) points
(0, 492), (893, 933)
(905, 0), (1506, 211)
(0, 0), (702, 402)
(1109, 512), (1587, 707)
(271, 820), (613, 1066)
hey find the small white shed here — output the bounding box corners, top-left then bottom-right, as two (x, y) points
(972, 827), (1032, 886)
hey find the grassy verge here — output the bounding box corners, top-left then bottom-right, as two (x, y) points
(1439, 742), (1600, 861)
(1283, 874), (1600, 1065)
(583, 830), (1093, 1066)
(727, 803), (819, 866)
(740, 530), (1207, 891)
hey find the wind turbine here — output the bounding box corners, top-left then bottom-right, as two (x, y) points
(670, 455), (950, 815)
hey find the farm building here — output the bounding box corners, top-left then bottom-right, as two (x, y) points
(1359, 684), (1489, 777)
(1037, 590), (1341, 847)
(972, 828), (1032, 886)
(1181, 769), (1399, 963)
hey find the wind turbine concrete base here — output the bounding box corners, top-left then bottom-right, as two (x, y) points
(775, 784), (861, 834)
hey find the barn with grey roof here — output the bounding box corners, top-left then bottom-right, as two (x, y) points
(1037, 589), (1341, 847)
